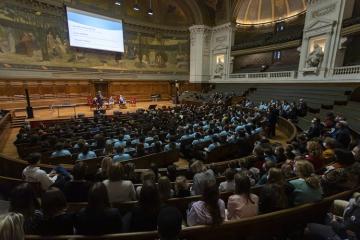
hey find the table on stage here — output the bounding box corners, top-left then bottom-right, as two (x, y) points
(51, 104), (77, 117)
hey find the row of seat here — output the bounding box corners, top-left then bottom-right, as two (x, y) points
(23, 189), (358, 240)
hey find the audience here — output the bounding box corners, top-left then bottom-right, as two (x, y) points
(259, 168), (293, 213)
(191, 160), (216, 195)
(0, 212), (24, 240)
(51, 142), (71, 158)
(112, 146), (132, 162)
(9, 183), (42, 234)
(75, 182), (123, 235)
(103, 162), (136, 203)
(290, 160), (323, 206)
(22, 152), (54, 191)
(6, 96), (360, 237)
(157, 207), (183, 240)
(306, 141), (325, 172)
(95, 157), (112, 181)
(305, 194), (360, 240)
(63, 161), (92, 202)
(158, 176), (174, 202)
(77, 144), (97, 161)
(227, 173), (259, 220)
(219, 168), (236, 192)
(128, 180), (161, 232)
(187, 180), (225, 226)
(37, 188), (74, 235)
(174, 176), (191, 198)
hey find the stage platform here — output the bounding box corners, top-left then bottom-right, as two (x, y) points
(13, 101), (175, 121)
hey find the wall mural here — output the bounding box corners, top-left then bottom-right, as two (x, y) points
(0, 1), (190, 73)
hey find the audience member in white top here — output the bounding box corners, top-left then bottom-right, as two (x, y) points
(103, 162), (136, 203)
(190, 160), (216, 195)
(219, 168), (236, 192)
(22, 153), (55, 191)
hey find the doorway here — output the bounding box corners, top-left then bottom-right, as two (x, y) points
(93, 81), (109, 97)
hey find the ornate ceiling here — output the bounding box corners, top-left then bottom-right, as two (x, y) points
(75, 0), (206, 27)
(234, 0), (307, 25)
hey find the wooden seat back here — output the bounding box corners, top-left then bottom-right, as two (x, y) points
(41, 155), (74, 165)
(26, 189), (358, 240)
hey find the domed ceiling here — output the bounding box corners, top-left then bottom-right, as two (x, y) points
(235, 0), (306, 25)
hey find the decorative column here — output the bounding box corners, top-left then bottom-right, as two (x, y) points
(298, 0), (354, 79)
(210, 23), (236, 81)
(189, 23), (235, 83)
(189, 25), (212, 83)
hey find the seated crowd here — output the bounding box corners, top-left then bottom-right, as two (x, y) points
(15, 102), (269, 162)
(2, 97), (360, 239)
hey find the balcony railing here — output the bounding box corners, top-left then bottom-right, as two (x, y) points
(333, 65), (360, 75)
(229, 71), (295, 79)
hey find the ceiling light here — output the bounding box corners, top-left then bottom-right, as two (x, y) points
(115, 1), (121, 6)
(147, 0), (153, 15)
(133, 1), (140, 11)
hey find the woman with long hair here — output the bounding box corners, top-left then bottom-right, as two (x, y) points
(187, 180), (225, 226)
(37, 187), (74, 235)
(259, 168), (294, 213)
(129, 180), (161, 232)
(0, 213), (24, 240)
(74, 182), (122, 235)
(227, 173), (259, 220)
(9, 183), (42, 234)
(306, 141), (325, 172)
(290, 160), (323, 206)
(158, 176), (174, 202)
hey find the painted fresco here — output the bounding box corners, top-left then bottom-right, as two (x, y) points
(0, 1), (190, 73)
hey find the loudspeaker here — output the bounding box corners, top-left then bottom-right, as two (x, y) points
(148, 104), (157, 110)
(25, 89), (34, 119)
(94, 109), (106, 115)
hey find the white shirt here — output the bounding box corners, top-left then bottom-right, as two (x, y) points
(103, 180), (136, 203)
(219, 180), (235, 192)
(22, 166), (54, 191)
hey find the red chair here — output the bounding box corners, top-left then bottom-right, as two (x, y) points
(130, 97), (137, 107)
(87, 96), (95, 109)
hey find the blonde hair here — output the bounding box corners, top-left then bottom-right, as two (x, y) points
(101, 157), (113, 177)
(295, 160), (320, 189)
(0, 213), (24, 240)
(108, 162), (124, 181)
(141, 169), (156, 183)
(190, 160), (206, 174)
(307, 141), (322, 157)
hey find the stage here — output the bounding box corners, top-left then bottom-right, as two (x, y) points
(14, 100), (175, 121)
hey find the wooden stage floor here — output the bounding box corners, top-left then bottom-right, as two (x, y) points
(14, 101), (175, 121)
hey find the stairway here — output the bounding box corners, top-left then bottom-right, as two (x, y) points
(11, 116), (26, 128)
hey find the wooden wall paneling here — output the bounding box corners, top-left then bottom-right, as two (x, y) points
(0, 81), (8, 97)
(53, 81), (67, 96)
(26, 81), (41, 95)
(9, 82), (25, 96)
(39, 82), (54, 96)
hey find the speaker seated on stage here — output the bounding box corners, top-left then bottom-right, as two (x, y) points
(119, 95), (127, 109)
(108, 96), (115, 109)
(119, 95), (126, 104)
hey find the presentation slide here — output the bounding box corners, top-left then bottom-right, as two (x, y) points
(66, 7), (124, 52)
